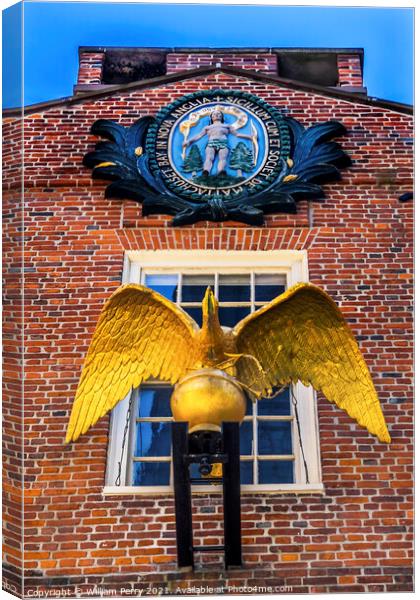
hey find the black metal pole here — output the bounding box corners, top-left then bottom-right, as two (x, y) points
(222, 422), (242, 568)
(171, 422), (194, 569)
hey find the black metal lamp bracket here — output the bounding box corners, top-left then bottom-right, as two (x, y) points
(171, 421), (242, 570)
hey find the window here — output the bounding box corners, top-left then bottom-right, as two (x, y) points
(129, 383), (295, 488)
(105, 251), (323, 495)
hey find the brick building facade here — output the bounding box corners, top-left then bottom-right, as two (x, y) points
(2, 48), (413, 596)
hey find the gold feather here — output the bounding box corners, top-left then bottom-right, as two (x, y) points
(66, 284), (199, 443)
(67, 283), (390, 446)
(233, 283), (391, 443)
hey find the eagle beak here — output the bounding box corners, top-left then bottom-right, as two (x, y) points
(203, 286), (217, 316)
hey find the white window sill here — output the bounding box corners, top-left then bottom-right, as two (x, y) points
(102, 483), (325, 496)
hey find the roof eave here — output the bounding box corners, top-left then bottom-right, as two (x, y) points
(2, 65), (412, 117)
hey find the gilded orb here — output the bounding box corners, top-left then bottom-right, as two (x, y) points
(170, 368), (247, 433)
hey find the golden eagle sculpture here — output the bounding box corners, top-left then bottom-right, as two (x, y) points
(66, 283), (391, 444)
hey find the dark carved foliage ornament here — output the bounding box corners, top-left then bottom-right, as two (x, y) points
(83, 89), (351, 226)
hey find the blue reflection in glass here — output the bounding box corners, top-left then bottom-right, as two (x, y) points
(258, 387), (290, 416)
(239, 421), (253, 455)
(219, 275), (250, 302)
(255, 274), (286, 302)
(135, 422), (171, 457)
(182, 306), (202, 327)
(258, 421), (292, 455)
(219, 306), (250, 327)
(259, 460), (294, 484)
(145, 274), (178, 302)
(138, 387), (173, 418)
(240, 461), (254, 485)
(189, 463), (206, 485)
(245, 396), (253, 416)
(132, 462), (170, 486)
(182, 275), (214, 302)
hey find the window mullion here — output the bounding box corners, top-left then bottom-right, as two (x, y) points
(127, 388), (139, 486)
(177, 272), (182, 305)
(135, 417), (174, 422)
(256, 415), (294, 422)
(181, 302), (251, 307)
(253, 400), (258, 484)
(258, 455), (295, 461)
(133, 456), (172, 462)
(250, 271), (255, 312)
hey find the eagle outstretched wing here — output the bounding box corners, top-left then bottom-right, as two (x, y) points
(233, 283), (391, 443)
(66, 284), (199, 442)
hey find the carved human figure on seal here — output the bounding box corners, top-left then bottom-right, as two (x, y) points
(182, 109), (254, 176)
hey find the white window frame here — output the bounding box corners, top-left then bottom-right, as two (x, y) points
(103, 250), (324, 496)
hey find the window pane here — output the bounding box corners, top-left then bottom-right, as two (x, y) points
(132, 462), (170, 486)
(258, 421), (293, 455)
(258, 387), (291, 416)
(240, 461), (254, 485)
(219, 306), (250, 328)
(134, 422), (172, 457)
(182, 274), (214, 302)
(259, 460), (294, 484)
(138, 387), (172, 418)
(130, 269), (300, 489)
(245, 396), (253, 416)
(255, 274), (286, 302)
(219, 274), (250, 302)
(239, 421), (253, 455)
(145, 274), (178, 302)
(182, 305), (202, 327)
(189, 463), (206, 484)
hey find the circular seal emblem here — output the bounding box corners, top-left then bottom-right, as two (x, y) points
(84, 88), (350, 226)
(146, 89), (291, 202)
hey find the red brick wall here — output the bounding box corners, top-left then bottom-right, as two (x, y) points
(337, 54), (363, 87)
(2, 115), (25, 597)
(76, 50), (363, 88)
(166, 52), (278, 74)
(2, 72), (413, 596)
(77, 51), (105, 85)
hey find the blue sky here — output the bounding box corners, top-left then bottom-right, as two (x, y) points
(2, 2), (414, 108)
